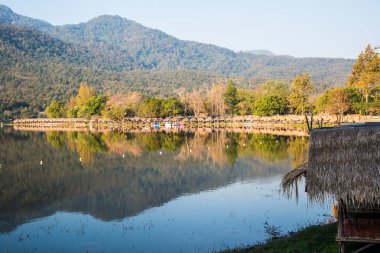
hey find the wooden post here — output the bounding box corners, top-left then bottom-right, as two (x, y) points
(339, 242), (346, 253)
(310, 111), (313, 130)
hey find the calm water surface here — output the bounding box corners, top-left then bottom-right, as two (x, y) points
(0, 127), (330, 253)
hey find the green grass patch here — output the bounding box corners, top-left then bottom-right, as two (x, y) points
(222, 223), (380, 253)
(224, 223), (339, 253)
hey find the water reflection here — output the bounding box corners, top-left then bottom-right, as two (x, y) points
(43, 130), (309, 166)
(0, 127), (324, 252)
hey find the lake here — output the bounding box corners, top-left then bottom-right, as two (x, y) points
(0, 127), (331, 253)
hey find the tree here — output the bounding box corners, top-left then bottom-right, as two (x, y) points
(348, 44), (380, 104)
(77, 95), (108, 118)
(188, 90), (205, 117)
(102, 92), (142, 120)
(67, 107), (79, 118)
(315, 93), (329, 114)
(76, 83), (96, 106)
(137, 98), (163, 118)
(236, 88), (255, 115)
(102, 106), (126, 121)
(45, 100), (66, 118)
(326, 88), (350, 124)
(177, 88), (190, 116)
(288, 73), (313, 114)
(207, 83), (226, 116)
(326, 88), (350, 115)
(344, 86), (365, 114)
(253, 95), (288, 116)
(224, 80), (238, 115)
(161, 97), (183, 117)
(257, 80), (290, 98)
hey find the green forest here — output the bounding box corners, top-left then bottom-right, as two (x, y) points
(44, 45), (380, 120)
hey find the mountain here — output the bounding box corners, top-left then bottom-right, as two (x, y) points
(0, 4), (52, 30)
(244, 50), (275, 56)
(0, 5), (356, 117)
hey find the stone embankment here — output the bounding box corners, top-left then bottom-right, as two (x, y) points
(13, 114), (380, 127)
(12, 114), (380, 136)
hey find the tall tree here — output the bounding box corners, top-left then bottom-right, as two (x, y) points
(207, 83), (226, 116)
(348, 44), (380, 104)
(76, 83), (96, 107)
(236, 88), (255, 115)
(177, 88), (190, 116)
(326, 88), (350, 116)
(224, 80), (238, 115)
(288, 73), (313, 114)
(188, 90), (205, 117)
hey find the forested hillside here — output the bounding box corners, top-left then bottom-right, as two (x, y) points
(0, 4), (355, 117)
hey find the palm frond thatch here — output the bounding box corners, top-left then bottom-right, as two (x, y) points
(283, 124), (380, 208)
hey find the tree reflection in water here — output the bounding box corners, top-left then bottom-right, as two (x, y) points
(0, 128), (308, 234)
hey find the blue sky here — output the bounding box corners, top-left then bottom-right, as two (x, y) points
(1, 0), (379, 58)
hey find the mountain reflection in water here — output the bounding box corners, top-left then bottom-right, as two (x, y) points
(0, 127), (327, 253)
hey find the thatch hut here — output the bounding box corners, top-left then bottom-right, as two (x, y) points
(131, 117), (143, 123)
(173, 116), (184, 122)
(197, 117), (206, 123)
(205, 116), (214, 123)
(225, 116), (234, 123)
(181, 117), (190, 125)
(218, 116), (226, 123)
(244, 115), (254, 123)
(282, 123), (380, 252)
(190, 117), (198, 124)
(232, 116), (244, 123)
(213, 116), (221, 123)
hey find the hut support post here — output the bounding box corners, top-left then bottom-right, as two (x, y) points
(304, 111), (313, 132)
(339, 242), (346, 253)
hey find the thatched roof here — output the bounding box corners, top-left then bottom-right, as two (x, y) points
(233, 116), (245, 122)
(205, 116), (214, 122)
(283, 124), (380, 208)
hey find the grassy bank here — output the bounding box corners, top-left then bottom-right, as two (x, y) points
(224, 223), (339, 253)
(224, 223), (380, 253)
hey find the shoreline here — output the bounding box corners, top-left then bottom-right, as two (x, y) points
(10, 122), (312, 136)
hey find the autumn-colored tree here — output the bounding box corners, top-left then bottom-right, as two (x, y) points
(207, 83), (226, 116)
(348, 44), (380, 104)
(102, 92), (142, 120)
(76, 83), (96, 106)
(176, 88), (190, 116)
(188, 90), (205, 117)
(288, 73), (313, 114)
(326, 88), (350, 118)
